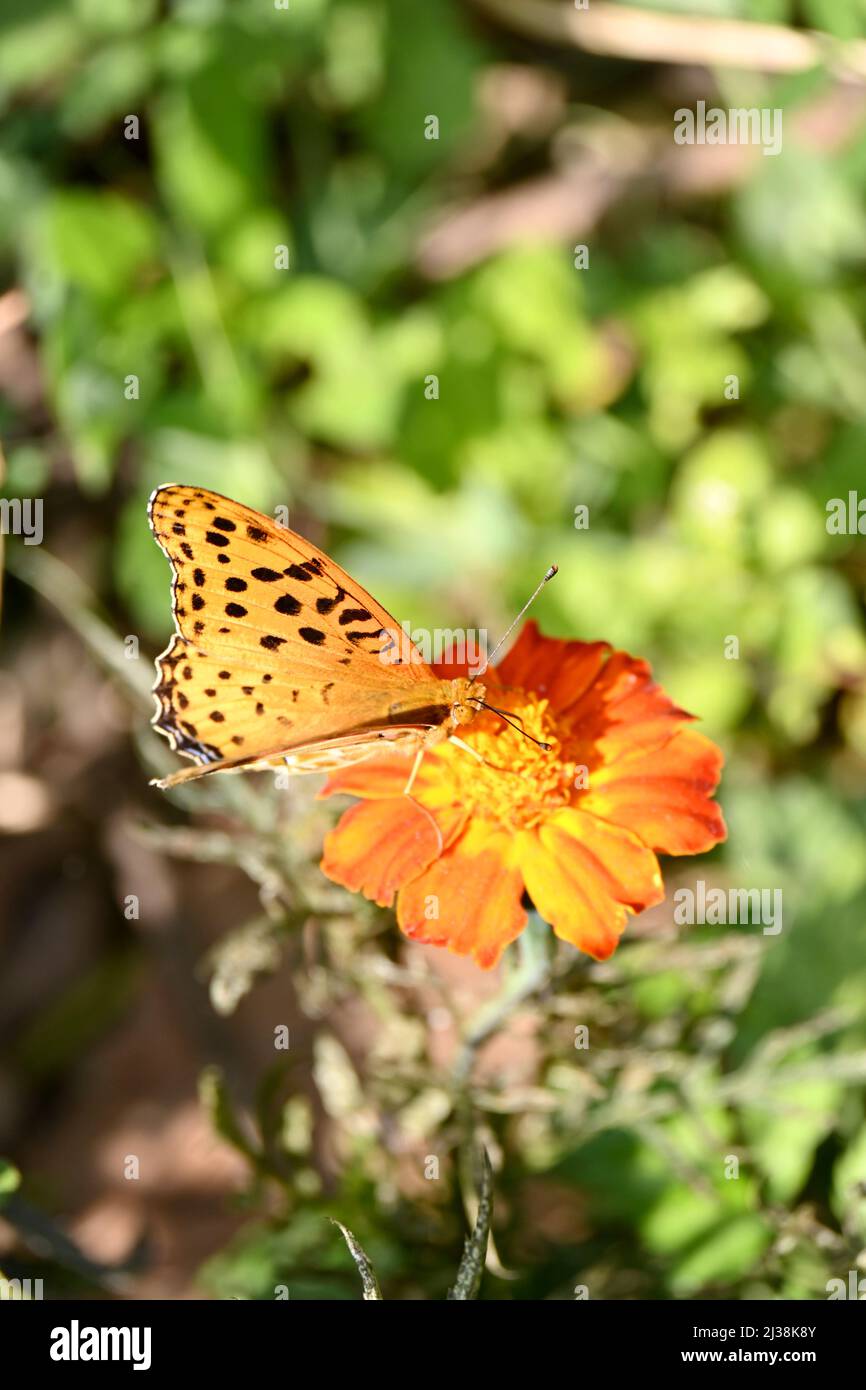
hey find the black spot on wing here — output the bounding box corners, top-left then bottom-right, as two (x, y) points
(316, 587), (347, 615)
(275, 594), (301, 616)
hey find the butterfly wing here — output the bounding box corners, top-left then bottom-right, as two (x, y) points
(149, 485), (453, 785)
(149, 696), (428, 788)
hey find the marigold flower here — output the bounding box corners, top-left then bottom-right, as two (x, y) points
(318, 621), (726, 969)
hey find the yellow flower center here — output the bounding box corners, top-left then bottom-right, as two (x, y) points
(433, 693), (592, 831)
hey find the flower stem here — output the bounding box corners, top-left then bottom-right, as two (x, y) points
(451, 914), (552, 1087)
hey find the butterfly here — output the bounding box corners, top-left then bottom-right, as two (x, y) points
(148, 485), (496, 790)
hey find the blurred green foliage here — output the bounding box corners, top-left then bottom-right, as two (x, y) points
(2, 0), (866, 1300)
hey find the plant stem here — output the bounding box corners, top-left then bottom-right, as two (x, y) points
(451, 914), (552, 1087)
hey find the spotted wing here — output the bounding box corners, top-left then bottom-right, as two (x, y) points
(148, 485), (452, 785)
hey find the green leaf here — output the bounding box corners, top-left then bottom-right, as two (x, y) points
(41, 190), (159, 301)
(199, 1066), (260, 1166)
(669, 1215), (771, 1294)
(743, 1078), (840, 1203)
(832, 1124), (866, 1241)
(359, 0), (483, 179)
(447, 1148), (492, 1301)
(154, 58), (268, 234)
(331, 1220), (383, 1300)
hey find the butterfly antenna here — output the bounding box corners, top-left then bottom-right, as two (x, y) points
(473, 565), (558, 678)
(467, 697), (552, 751)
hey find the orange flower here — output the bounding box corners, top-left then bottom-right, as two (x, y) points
(319, 621), (726, 970)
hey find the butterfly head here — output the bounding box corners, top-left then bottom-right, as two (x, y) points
(448, 677), (485, 729)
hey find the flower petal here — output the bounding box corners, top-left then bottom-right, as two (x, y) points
(517, 808), (664, 959)
(564, 651), (695, 756)
(321, 796), (465, 907)
(318, 753), (420, 801)
(318, 749), (466, 812)
(583, 726), (726, 855)
(396, 821), (526, 969)
(496, 620), (611, 714)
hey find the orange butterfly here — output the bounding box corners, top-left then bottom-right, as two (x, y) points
(149, 485), (516, 791)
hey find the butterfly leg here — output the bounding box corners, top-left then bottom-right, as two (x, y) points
(449, 735), (485, 765)
(400, 746), (445, 854)
(401, 744), (426, 798)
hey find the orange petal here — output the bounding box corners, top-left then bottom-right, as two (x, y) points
(396, 820), (527, 970)
(583, 726), (726, 856)
(496, 620), (612, 714)
(562, 649), (695, 754)
(517, 808), (664, 959)
(318, 753), (420, 801)
(321, 797), (465, 907)
(317, 750), (462, 815)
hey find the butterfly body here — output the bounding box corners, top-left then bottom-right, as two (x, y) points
(148, 485), (483, 789)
